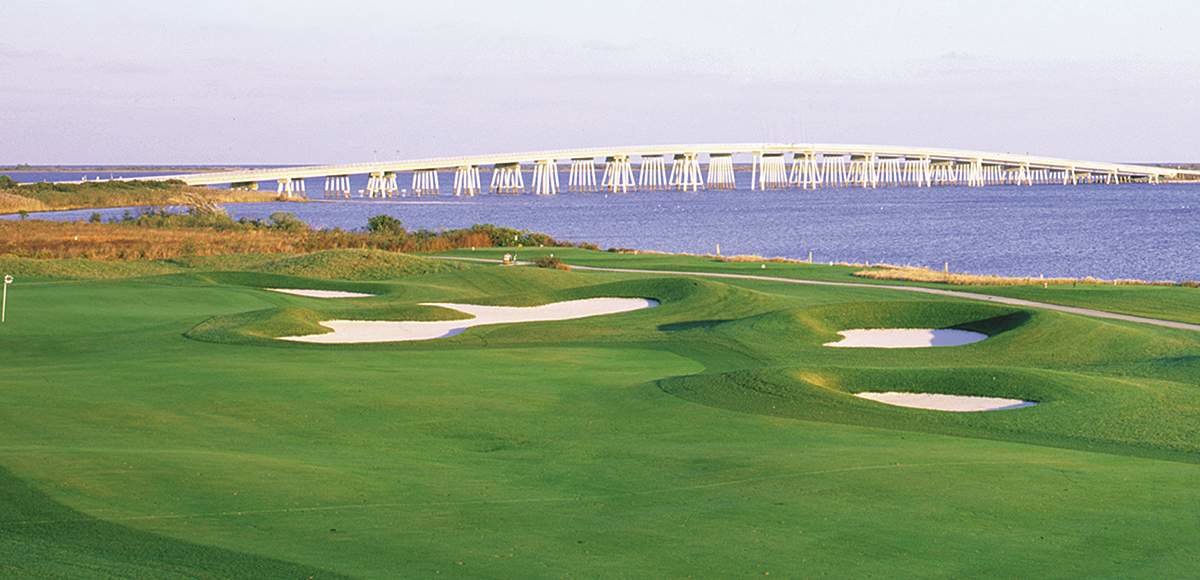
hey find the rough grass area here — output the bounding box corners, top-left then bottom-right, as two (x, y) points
(258, 249), (463, 280)
(0, 180), (278, 214)
(0, 249), (466, 281)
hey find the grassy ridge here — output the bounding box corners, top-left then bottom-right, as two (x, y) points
(1, 252), (1198, 576)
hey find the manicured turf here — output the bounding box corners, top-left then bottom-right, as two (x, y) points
(1, 253), (1198, 577)
(434, 247), (1200, 325)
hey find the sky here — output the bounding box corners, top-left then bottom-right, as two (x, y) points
(2, 0), (1198, 164)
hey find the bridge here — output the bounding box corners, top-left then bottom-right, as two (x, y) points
(128, 143), (1199, 198)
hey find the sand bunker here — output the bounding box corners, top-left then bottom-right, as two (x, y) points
(855, 391), (1036, 412)
(280, 297), (658, 343)
(824, 329), (987, 348)
(267, 288), (374, 299)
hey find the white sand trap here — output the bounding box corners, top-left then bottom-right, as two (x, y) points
(856, 391), (1037, 412)
(267, 288), (374, 299)
(824, 329), (987, 348)
(280, 297), (658, 344)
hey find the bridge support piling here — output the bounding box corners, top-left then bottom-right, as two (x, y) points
(453, 165), (482, 196)
(277, 178), (304, 199)
(490, 163), (525, 194)
(639, 155), (668, 191)
(705, 153), (736, 190)
(820, 155), (848, 187)
(750, 153), (787, 190)
(847, 154), (879, 188)
(412, 170), (440, 196)
(915, 157), (933, 187)
(669, 153), (703, 191)
(323, 176), (351, 198)
(568, 158), (597, 192)
(531, 159), (560, 195)
(601, 155), (636, 193)
(365, 171), (397, 198)
(789, 152), (821, 190)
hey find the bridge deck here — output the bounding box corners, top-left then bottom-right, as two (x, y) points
(106, 143), (1199, 186)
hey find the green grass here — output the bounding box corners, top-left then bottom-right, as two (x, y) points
(1, 252), (1198, 577)
(434, 247), (1200, 324)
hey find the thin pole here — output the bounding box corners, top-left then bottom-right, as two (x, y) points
(2, 280), (8, 323)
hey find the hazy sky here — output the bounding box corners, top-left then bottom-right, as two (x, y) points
(3, 0), (1198, 163)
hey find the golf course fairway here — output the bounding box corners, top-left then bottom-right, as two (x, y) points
(2, 248), (1198, 577)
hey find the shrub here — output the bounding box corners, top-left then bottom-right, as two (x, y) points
(0, 175), (17, 189)
(268, 212), (307, 232)
(366, 214), (405, 235)
(534, 255), (570, 271)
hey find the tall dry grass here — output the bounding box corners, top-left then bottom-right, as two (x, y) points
(854, 265), (1187, 287)
(0, 192), (48, 214)
(0, 220), (551, 261)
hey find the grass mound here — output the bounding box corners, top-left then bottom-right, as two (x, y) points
(660, 365), (1200, 462)
(788, 301), (1030, 337)
(0, 255), (182, 280)
(258, 250), (462, 280)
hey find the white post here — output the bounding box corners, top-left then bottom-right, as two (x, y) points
(2, 275), (10, 323)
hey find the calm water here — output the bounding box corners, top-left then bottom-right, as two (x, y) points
(7, 175), (1199, 281)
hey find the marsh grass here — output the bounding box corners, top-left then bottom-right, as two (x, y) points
(0, 220), (574, 263)
(0, 192), (48, 213)
(854, 264), (1190, 287)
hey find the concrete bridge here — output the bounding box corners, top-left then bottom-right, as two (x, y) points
(130, 143), (1199, 198)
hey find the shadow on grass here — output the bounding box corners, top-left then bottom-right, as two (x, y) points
(657, 319), (734, 332)
(953, 311), (1033, 336)
(0, 466), (347, 578)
